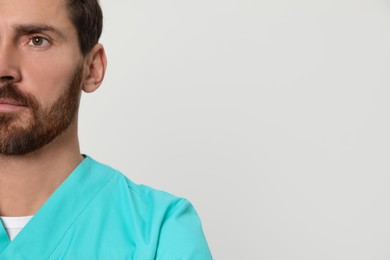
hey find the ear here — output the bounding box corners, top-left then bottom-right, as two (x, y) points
(82, 43), (107, 93)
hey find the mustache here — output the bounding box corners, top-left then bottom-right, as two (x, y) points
(0, 83), (37, 108)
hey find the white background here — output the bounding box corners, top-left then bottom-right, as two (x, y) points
(79, 0), (390, 259)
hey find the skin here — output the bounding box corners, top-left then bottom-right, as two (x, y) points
(0, 0), (107, 216)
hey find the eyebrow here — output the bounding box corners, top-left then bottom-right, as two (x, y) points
(12, 24), (65, 39)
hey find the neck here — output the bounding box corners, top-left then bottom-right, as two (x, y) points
(0, 123), (83, 217)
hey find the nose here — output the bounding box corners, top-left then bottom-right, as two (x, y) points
(0, 43), (21, 84)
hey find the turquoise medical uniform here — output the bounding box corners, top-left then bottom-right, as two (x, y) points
(0, 156), (213, 259)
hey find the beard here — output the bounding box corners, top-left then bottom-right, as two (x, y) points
(0, 63), (84, 156)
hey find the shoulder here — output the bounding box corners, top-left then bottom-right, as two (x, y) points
(84, 155), (185, 205)
(83, 156), (213, 259)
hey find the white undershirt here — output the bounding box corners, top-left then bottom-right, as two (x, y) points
(0, 216), (33, 241)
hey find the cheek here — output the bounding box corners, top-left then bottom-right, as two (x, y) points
(21, 55), (81, 104)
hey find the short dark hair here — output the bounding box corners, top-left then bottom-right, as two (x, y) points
(65, 0), (103, 56)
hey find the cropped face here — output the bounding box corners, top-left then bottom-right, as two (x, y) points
(0, 0), (85, 155)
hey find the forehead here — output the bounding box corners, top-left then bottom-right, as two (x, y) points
(0, 0), (72, 28)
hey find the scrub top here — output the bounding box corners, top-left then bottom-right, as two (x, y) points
(0, 156), (213, 259)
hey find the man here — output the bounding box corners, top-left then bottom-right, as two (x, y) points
(0, 0), (212, 259)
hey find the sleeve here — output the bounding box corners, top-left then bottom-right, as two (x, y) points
(155, 199), (213, 260)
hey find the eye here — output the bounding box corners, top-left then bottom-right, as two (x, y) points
(28, 36), (50, 47)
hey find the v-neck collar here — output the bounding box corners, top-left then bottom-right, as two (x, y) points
(0, 156), (115, 259)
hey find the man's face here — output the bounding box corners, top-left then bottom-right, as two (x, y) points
(0, 0), (85, 155)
